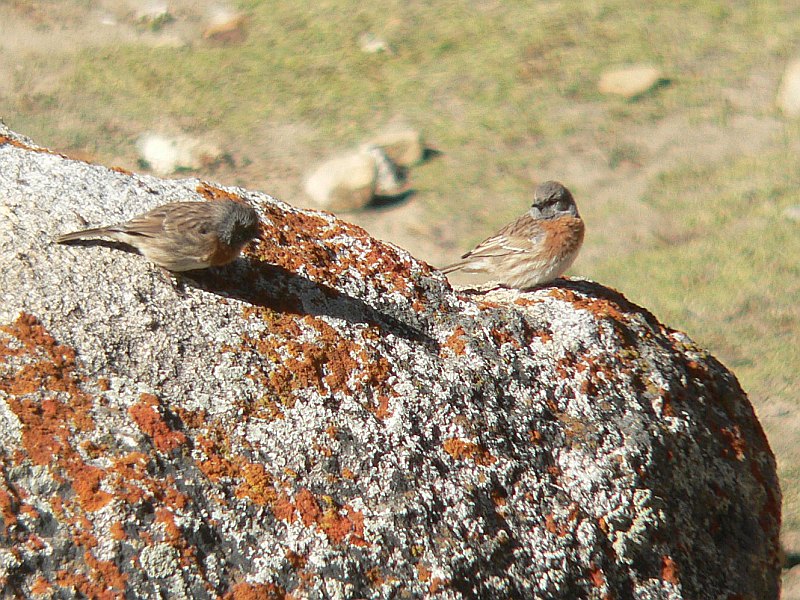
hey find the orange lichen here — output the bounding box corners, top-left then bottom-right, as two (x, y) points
(236, 463), (278, 506)
(222, 582), (288, 600)
(319, 507), (353, 544)
(0, 315), (119, 524)
(545, 513), (569, 537)
(240, 310), (396, 406)
(196, 435), (240, 482)
(249, 200), (429, 301)
(285, 550), (306, 569)
(106, 452), (153, 505)
(475, 300), (500, 310)
(548, 288), (628, 323)
(661, 555), (679, 585)
(68, 463), (112, 512)
(83, 551), (128, 594)
(128, 394), (188, 453)
(0, 314), (94, 434)
(597, 517), (609, 534)
(271, 493), (297, 523)
(490, 327), (521, 348)
(429, 578), (449, 594)
(110, 522), (126, 541)
(287, 489), (368, 546)
(161, 481), (189, 510)
(0, 486), (18, 531)
(295, 489), (322, 527)
(55, 567), (124, 600)
(365, 565), (384, 585)
(588, 563), (605, 588)
(444, 326), (468, 356)
(366, 394), (392, 420)
(0, 313), (225, 595)
(30, 577), (52, 594)
(548, 286), (667, 347)
(491, 488), (507, 507)
(442, 438), (496, 466)
(155, 507), (183, 540)
(718, 425), (747, 461)
(196, 182), (247, 204)
(0, 135), (66, 157)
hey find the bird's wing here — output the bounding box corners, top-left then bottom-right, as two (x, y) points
(440, 233), (537, 274)
(120, 202), (207, 238)
(460, 234), (529, 259)
(117, 208), (171, 237)
(462, 213), (544, 258)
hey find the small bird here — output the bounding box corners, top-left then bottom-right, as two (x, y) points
(55, 200), (261, 272)
(441, 181), (584, 289)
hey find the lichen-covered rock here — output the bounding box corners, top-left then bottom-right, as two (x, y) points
(0, 126), (781, 599)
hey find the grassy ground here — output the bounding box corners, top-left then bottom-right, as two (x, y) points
(4, 0), (800, 588)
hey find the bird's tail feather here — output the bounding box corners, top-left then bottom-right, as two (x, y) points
(440, 261), (467, 274)
(55, 227), (113, 244)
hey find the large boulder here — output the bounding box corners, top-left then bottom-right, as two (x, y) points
(0, 126), (781, 599)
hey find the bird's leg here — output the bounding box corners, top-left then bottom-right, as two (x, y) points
(156, 267), (188, 296)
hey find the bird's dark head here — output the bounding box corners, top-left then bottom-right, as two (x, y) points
(218, 201), (261, 247)
(529, 180), (579, 220)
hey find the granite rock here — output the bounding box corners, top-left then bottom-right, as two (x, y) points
(0, 126), (781, 599)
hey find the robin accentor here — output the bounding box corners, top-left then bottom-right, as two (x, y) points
(56, 200), (260, 272)
(441, 181), (584, 289)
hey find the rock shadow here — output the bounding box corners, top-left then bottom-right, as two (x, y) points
(187, 258), (438, 350)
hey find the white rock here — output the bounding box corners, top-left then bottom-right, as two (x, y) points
(777, 59), (800, 117)
(203, 8), (247, 43)
(304, 150), (377, 212)
(598, 65), (664, 99)
(783, 204), (800, 221)
(136, 2), (171, 23)
(358, 33), (392, 54)
(136, 132), (222, 175)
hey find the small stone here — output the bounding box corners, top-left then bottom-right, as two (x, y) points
(304, 151), (377, 212)
(203, 9), (248, 44)
(366, 124), (424, 167)
(135, 2), (173, 31)
(598, 65), (664, 99)
(777, 59), (800, 117)
(135, 2), (169, 21)
(358, 33), (392, 54)
(783, 204), (800, 221)
(136, 132), (223, 175)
